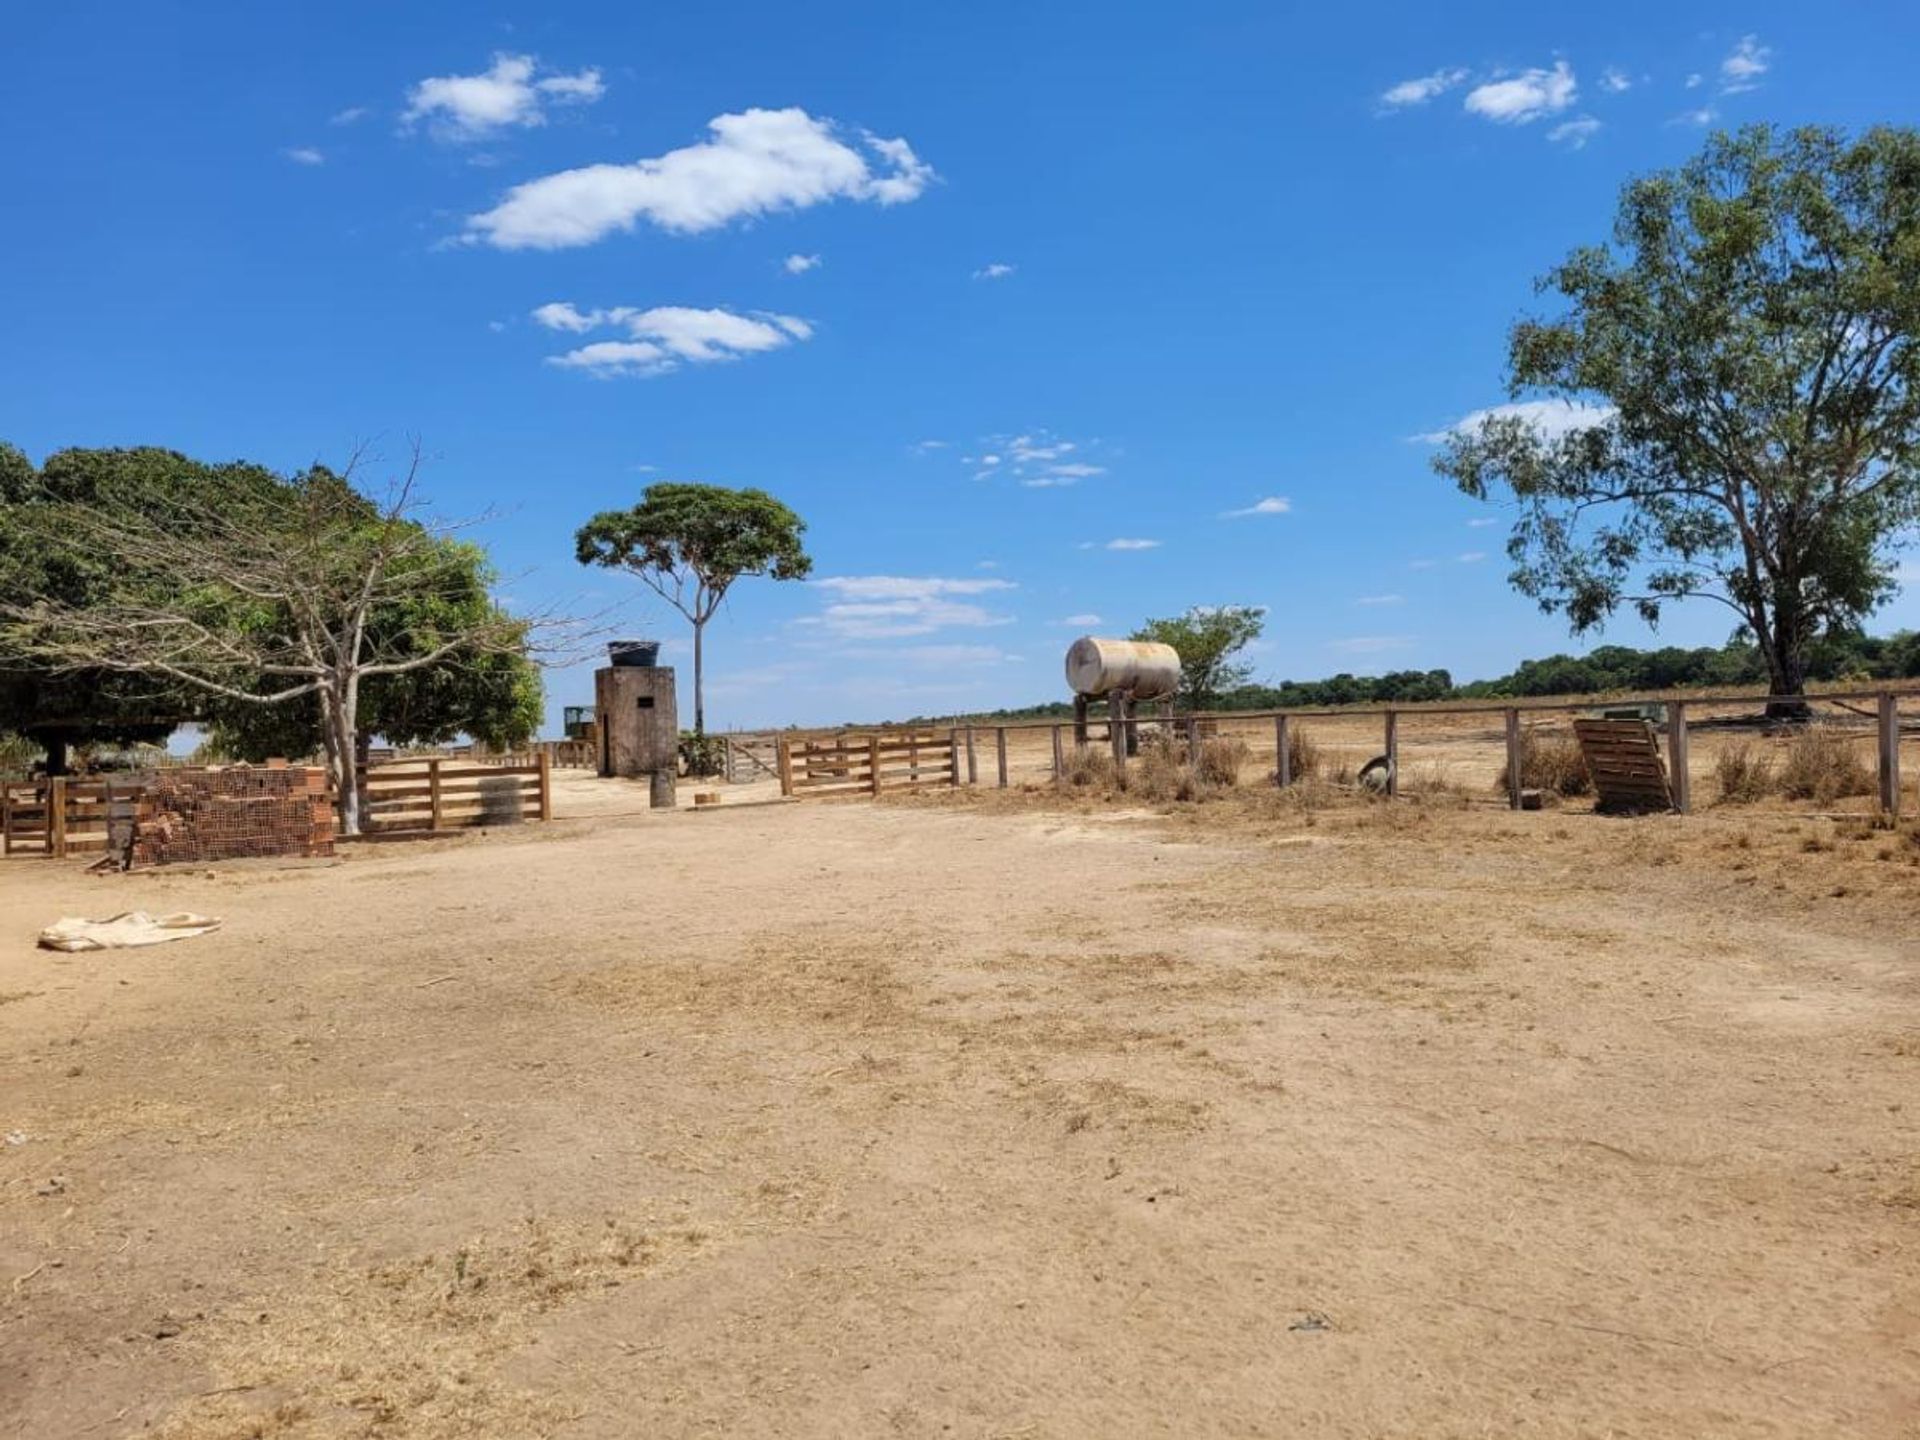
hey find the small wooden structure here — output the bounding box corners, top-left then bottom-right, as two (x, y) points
(778, 730), (958, 799)
(1571, 718), (1675, 813)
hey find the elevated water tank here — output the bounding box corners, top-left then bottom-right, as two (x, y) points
(1065, 636), (1181, 701)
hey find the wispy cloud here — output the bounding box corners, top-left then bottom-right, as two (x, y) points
(1670, 106), (1718, 127)
(1378, 67), (1469, 110)
(802, 575), (1016, 639)
(329, 106), (370, 126)
(1414, 398), (1616, 444)
(1599, 67), (1633, 94)
(1720, 35), (1770, 93)
(1464, 62), (1577, 124)
(783, 252), (821, 274)
(403, 53), (604, 142)
(962, 430), (1109, 487)
(1684, 73), (1703, 90)
(911, 439), (948, 454)
(1054, 613), (1103, 627)
(1099, 538), (1160, 552)
(1355, 594), (1403, 607)
(463, 107), (933, 250)
(1220, 496), (1292, 518)
(1328, 635), (1413, 655)
(283, 146), (325, 166)
(1457, 551), (1488, 564)
(1467, 516), (1499, 527)
(973, 262), (1016, 280)
(1548, 116), (1601, 149)
(534, 303), (812, 378)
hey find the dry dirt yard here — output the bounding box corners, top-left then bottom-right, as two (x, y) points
(1, 774), (1917, 1438)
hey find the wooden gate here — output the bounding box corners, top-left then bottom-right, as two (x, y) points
(778, 730), (958, 799)
(1, 779), (119, 857)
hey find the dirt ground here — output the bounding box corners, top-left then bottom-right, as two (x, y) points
(2, 768), (1917, 1438)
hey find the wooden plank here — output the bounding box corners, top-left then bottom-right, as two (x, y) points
(996, 727), (1009, 789)
(428, 758), (443, 832)
(537, 750), (553, 822)
(869, 735), (883, 797)
(778, 738), (795, 797)
(965, 726), (978, 786)
(1275, 715), (1290, 787)
(1667, 701), (1690, 814)
(50, 777), (67, 860)
(1505, 710), (1522, 811)
(1384, 710), (1399, 799)
(1880, 692), (1901, 817)
(1051, 725), (1065, 784)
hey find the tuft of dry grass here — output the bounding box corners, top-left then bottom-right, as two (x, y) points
(1062, 746), (1120, 788)
(1282, 725), (1320, 782)
(1197, 736), (1249, 788)
(1494, 731), (1592, 798)
(1714, 740), (1776, 805)
(1778, 725), (1874, 803)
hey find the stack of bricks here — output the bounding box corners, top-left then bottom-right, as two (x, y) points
(125, 764), (335, 868)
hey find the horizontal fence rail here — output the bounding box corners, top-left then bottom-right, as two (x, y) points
(778, 730), (958, 799)
(358, 755), (552, 834)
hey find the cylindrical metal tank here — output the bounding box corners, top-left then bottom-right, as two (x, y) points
(1064, 637), (1181, 700)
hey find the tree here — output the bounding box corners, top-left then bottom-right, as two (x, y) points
(1131, 605), (1266, 711)
(0, 449), (552, 833)
(1434, 125), (1920, 714)
(575, 483), (812, 733)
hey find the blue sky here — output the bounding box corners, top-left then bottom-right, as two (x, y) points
(5, 3), (1920, 730)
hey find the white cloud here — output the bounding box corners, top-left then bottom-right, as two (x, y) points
(1355, 594), (1404, 606)
(1044, 462), (1105, 478)
(1328, 635), (1413, 655)
(963, 430), (1109, 488)
(783, 252), (822, 274)
(974, 262), (1016, 280)
(1055, 613), (1103, 627)
(1548, 116), (1601, 149)
(1379, 67), (1468, 109)
(803, 576), (1017, 639)
(403, 53), (604, 142)
(1415, 398), (1617, 444)
(535, 304), (813, 378)
(283, 146), (325, 166)
(1408, 559), (1439, 571)
(464, 107), (933, 250)
(1684, 73), (1703, 89)
(1599, 68), (1632, 94)
(1720, 35), (1770, 93)
(1103, 538), (1161, 552)
(329, 106), (369, 126)
(912, 439), (948, 454)
(1671, 107), (1718, 127)
(1221, 496), (1292, 518)
(1466, 516), (1498, 527)
(1457, 551), (1488, 564)
(1464, 62), (1577, 124)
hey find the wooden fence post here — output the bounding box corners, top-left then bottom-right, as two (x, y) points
(1109, 697), (1127, 771)
(536, 751), (553, 822)
(995, 727), (1009, 788)
(1, 784), (11, 856)
(1666, 702), (1690, 813)
(948, 730), (962, 786)
(1051, 725), (1065, 783)
(965, 726), (979, 786)
(1187, 716), (1202, 767)
(1384, 710), (1399, 798)
(778, 738), (795, 797)
(1505, 709), (1522, 811)
(1879, 691), (1901, 817)
(428, 758), (444, 831)
(1274, 715), (1290, 786)
(722, 734), (733, 785)
(50, 776), (67, 859)
(868, 734), (883, 797)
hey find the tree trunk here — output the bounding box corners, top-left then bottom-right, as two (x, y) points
(1763, 611), (1813, 721)
(692, 618), (705, 735)
(41, 733), (70, 778)
(321, 682), (361, 836)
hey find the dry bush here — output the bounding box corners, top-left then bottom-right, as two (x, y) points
(1282, 725), (1320, 781)
(1197, 736), (1249, 788)
(1061, 746), (1119, 788)
(1714, 740), (1776, 804)
(1493, 731), (1592, 797)
(1132, 735), (1205, 802)
(1778, 725), (1874, 803)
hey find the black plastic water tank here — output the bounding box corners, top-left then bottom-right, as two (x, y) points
(608, 639), (661, 668)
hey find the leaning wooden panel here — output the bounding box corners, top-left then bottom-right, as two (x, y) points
(1571, 718), (1675, 813)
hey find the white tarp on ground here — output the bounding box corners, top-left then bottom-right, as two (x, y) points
(37, 911), (223, 952)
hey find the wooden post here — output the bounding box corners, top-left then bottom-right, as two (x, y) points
(1051, 725), (1065, 783)
(1666, 701), (1690, 813)
(1384, 709), (1399, 798)
(965, 726), (979, 786)
(777, 738), (794, 797)
(1187, 716), (1202, 767)
(536, 751), (553, 822)
(868, 734), (883, 797)
(722, 734), (733, 784)
(1, 784), (11, 856)
(50, 776), (67, 859)
(428, 758), (444, 831)
(1275, 715), (1291, 787)
(1109, 693), (1127, 771)
(995, 727), (1009, 788)
(1878, 691), (1901, 817)
(1505, 709), (1522, 811)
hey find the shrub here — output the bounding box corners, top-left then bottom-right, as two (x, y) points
(1197, 736), (1249, 788)
(1282, 725), (1320, 781)
(1062, 746), (1120, 788)
(1494, 731), (1592, 797)
(1778, 725), (1873, 803)
(1714, 741), (1775, 804)
(678, 731), (726, 777)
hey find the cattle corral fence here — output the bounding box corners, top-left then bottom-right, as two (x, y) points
(765, 685), (1920, 817)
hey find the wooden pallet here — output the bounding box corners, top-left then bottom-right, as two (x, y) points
(1572, 718), (1674, 813)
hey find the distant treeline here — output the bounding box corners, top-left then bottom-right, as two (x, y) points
(942, 632), (1920, 723)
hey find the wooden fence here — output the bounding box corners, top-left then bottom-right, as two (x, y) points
(1, 779), (118, 857)
(359, 754), (552, 834)
(778, 730), (958, 799)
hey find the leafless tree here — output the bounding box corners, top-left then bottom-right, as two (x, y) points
(0, 445), (574, 834)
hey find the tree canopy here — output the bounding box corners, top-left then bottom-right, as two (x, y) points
(1434, 124), (1920, 710)
(576, 482), (812, 732)
(1131, 605), (1267, 711)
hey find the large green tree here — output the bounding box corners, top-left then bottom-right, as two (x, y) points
(575, 483), (812, 733)
(1435, 125), (1920, 713)
(1132, 605), (1267, 711)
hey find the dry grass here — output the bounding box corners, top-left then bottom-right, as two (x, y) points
(1283, 725), (1321, 781)
(1057, 732), (1246, 803)
(1715, 740), (1777, 805)
(1778, 725), (1875, 803)
(1197, 735), (1249, 788)
(1493, 731), (1592, 798)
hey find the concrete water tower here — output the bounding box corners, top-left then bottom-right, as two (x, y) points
(594, 640), (678, 808)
